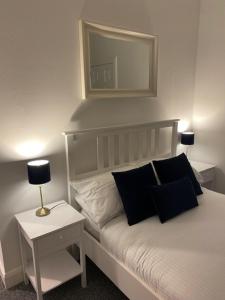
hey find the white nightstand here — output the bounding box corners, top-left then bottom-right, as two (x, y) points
(190, 160), (216, 189)
(15, 200), (86, 300)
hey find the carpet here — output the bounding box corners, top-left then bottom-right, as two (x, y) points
(0, 259), (128, 300)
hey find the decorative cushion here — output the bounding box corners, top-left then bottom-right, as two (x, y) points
(151, 177), (199, 223)
(112, 163), (158, 226)
(153, 153), (203, 195)
(72, 164), (143, 227)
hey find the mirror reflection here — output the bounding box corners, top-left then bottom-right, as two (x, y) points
(80, 21), (158, 98)
(89, 32), (151, 90)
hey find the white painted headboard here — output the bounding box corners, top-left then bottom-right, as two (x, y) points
(63, 119), (179, 203)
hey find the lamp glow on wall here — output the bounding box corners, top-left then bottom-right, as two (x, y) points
(17, 140), (45, 158)
(181, 131), (195, 158)
(27, 160), (51, 217)
(178, 120), (189, 133)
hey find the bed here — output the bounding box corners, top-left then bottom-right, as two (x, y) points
(63, 119), (225, 300)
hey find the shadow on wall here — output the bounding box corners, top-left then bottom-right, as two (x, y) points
(69, 96), (166, 130)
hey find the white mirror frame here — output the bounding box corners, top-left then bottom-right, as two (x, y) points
(79, 20), (158, 99)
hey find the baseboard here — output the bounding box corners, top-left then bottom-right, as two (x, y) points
(0, 265), (23, 289)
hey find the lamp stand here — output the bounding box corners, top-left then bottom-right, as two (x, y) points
(186, 145), (193, 160)
(186, 146), (189, 157)
(36, 186), (50, 217)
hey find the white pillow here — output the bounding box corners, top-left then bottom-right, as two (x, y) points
(72, 172), (112, 194)
(76, 181), (122, 227)
(72, 162), (170, 227)
(73, 164), (139, 191)
(72, 165), (135, 227)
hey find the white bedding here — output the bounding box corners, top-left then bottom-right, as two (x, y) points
(81, 209), (101, 241)
(100, 188), (225, 300)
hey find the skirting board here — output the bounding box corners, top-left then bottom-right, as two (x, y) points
(0, 264), (23, 289)
(83, 230), (161, 300)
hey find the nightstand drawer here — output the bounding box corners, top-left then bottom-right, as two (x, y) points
(37, 223), (82, 256)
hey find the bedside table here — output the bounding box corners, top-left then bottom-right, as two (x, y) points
(15, 200), (86, 300)
(190, 160), (216, 189)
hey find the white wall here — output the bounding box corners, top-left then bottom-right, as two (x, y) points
(0, 0), (200, 286)
(192, 0), (225, 193)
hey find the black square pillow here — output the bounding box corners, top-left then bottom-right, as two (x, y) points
(153, 153), (203, 195)
(151, 177), (198, 223)
(112, 163), (157, 226)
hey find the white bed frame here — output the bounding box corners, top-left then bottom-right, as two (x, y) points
(63, 119), (179, 300)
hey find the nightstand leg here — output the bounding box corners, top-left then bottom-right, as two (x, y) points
(18, 225), (29, 285)
(32, 242), (43, 300)
(79, 241), (87, 288)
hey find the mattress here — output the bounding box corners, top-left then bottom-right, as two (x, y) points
(100, 188), (225, 300)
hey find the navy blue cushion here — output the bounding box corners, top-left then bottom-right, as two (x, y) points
(151, 177), (198, 223)
(112, 163), (157, 226)
(153, 153), (203, 196)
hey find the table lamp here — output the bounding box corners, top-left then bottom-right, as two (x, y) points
(27, 160), (51, 217)
(181, 131), (194, 157)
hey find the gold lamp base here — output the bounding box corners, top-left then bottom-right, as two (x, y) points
(36, 207), (50, 217)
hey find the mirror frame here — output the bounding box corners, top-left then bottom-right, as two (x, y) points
(79, 20), (158, 99)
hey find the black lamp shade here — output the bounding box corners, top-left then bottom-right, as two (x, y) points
(27, 160), (51, 185)
(181, 132), (195, 145)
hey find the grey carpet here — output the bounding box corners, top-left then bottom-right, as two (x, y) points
(0, 259), (128, 300)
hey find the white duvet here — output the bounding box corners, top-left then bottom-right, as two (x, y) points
(100, 188), (225, 300)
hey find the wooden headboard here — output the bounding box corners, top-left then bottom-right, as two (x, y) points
(63, 119), (179, 204)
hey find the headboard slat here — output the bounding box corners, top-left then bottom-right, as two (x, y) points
(97, 135), (104, 171)
(146, 128), (152, 159)
(171, 121), (178, 156)
(154, 128), (160, 156)
(108, 135), (115, 168)
(137, 130), (143, 161)
(128, 132), (135, 162)
(64, 119), (179, 204)
(118, 133), (125, 165)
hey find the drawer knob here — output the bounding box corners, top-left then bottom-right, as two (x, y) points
(59, 235), (63, 240)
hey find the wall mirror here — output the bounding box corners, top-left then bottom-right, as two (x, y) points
(79, 20), (158, 99)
